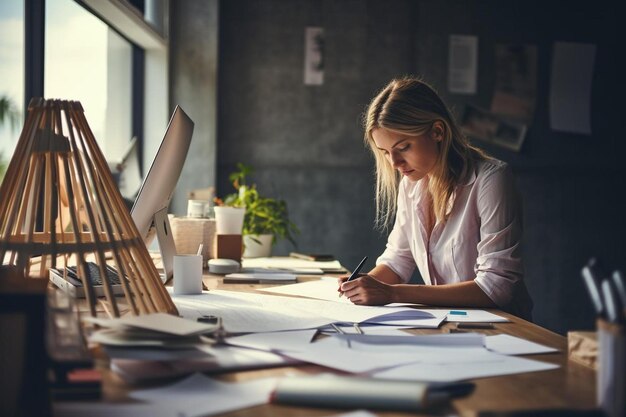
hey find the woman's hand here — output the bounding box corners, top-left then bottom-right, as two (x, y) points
(338, 275), (396, 305)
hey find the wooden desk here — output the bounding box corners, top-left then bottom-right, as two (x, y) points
(97, 272), (597, 417)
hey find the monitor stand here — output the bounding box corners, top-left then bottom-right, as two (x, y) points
(151, 206), (177, 283)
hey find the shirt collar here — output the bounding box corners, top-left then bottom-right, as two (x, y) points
(458, 167), (477, 187)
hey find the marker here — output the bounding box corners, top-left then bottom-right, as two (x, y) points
(601, 279), (620, 323)
(581, 258), (605, 317)
(611, 270), (626, 307)
(449, 310), (467, 316)
(339, 256), (368, 298)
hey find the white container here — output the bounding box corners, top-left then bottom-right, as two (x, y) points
(173, 254), (203, 295)
(187, 199), (212, 218)
(243, 234), (273, 258)
(214, 206), (245, 234)
(597, 319), (626, 417)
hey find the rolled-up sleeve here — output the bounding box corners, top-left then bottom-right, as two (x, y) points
(376, 182), (417, 282)
(473, 165), (523, 307)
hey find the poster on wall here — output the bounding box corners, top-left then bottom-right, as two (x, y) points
(491, 44), (537, 124)
(304, 27), (325, 86)
(549, 42), (596, 135)
(448, 35), (478, 94)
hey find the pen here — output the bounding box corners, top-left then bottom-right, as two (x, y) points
(601, 279), (620, 323)
(339, 256), (368, 298)
(612, 270), (626, 308)
(581, 258), (605, 318)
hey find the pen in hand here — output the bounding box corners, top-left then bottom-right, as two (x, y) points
(339, 256), (368, 298)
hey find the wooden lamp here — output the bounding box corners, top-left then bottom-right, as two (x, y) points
(0, 98), (177, 317)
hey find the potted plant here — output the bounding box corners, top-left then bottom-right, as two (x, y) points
(215, 163), (298, 257)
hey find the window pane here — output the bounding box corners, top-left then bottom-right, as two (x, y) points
(45, 0), (132, 160)
(0, 0), (25, 167)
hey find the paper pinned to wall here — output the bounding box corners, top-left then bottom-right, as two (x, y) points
(549, 42), (596, 134)
(304, 27), (324, 85)
(448, 35), (479, 94)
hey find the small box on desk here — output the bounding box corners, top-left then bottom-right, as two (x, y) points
(170, 217), (216, 263)
(567, 330), (597, 370)
(214, 234), (243, 261)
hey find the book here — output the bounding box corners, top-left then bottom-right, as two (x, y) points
(223, 273), (297, 284)
(270, 374), (474, 412)
(289, 252), (335, 262)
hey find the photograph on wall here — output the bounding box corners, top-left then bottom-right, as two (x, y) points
(461, 104), (527, 152)
(491, 44), (537, 124)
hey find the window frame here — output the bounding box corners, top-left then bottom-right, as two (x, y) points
(23, 0), (168, 176)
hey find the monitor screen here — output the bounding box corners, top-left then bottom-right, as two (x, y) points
(131, 105), (194, 281)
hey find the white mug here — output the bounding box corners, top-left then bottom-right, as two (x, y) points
(173, 254), (203, 295)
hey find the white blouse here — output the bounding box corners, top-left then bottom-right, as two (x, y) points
(376, 158), (533, 319)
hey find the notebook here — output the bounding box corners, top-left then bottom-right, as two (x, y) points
(49, 262), (124, 298)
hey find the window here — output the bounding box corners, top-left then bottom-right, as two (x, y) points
(45, 0), (132, 160)
(0, 1), (25, 161)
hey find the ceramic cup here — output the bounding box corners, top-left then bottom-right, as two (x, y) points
(173, 254), (203, 295)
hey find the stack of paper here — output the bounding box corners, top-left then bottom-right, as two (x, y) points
(87, 313), (219, 348)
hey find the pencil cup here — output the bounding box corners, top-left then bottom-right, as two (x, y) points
(173, 254), (203, 295)
(597, 319), (626, 417)
(214, 206), (245, 234)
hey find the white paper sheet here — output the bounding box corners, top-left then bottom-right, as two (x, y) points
(373, 354), (558, 382)
(549, 41), (596, 134)
(278, 336), (499, 374)
(172, 289), (445, 333)
(334, 333), (485, 347)
(448, 34), (479, 94)
(259, 279), (352, 303)
(444, 309), (509, 323)
(130, 373), (275, 417)
(226, 329), (318, 352)
(485, 334), (559, 355)
(332, 411), (378, 417)
(320, 324), (414, 336)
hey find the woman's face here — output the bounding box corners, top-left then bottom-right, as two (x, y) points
(372, 126), (441, 182)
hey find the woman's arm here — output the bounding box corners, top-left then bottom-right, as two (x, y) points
(341, 275), (497, 307)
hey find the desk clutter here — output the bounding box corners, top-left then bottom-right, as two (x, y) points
(68, 276), (568, 416)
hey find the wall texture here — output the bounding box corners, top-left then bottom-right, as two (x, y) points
(169, 0), (219, 215)
(209, 0), (622, 334)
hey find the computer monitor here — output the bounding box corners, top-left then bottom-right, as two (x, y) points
(131, 105), (194, 282)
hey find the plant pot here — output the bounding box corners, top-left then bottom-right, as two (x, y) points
(243, 234), (273, 258)
(214, 206), (245, 234)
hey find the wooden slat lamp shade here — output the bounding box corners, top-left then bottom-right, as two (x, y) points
(0, 98), (177, 317)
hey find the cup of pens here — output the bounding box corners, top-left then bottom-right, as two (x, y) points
(597, 318), (625, 417)
(582, 260), (626, 417)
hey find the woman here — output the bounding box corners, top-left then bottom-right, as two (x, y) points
(339, 77), (532, 319)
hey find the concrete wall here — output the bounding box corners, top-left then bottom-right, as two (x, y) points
(175, 0), (623, 334)
(169, 0), (219, 215)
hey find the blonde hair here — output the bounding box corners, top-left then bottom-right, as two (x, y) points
(364, 77), (488, 230)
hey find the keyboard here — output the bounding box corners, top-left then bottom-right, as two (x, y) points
(65, 262), (121, 287)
